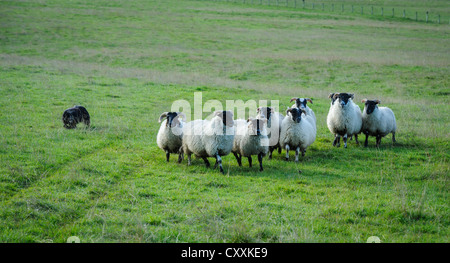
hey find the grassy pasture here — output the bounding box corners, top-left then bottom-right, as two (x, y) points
(0, 0), (448, 242)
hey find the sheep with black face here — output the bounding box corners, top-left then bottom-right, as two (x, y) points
(290, 97), (316, 126)
(232, 117), (269, 171)
(62, 105), (90, 129)
(361, 99), (397, 147)
(182, 111), (235, 174)
(326, 93), (362, 148)
(279, 107), (316, 162)
(157, 111), (186, 162)
(256, 107), (284, 160)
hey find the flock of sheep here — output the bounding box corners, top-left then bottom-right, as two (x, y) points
(155, 92), (397, 174)
(62, 92), (397, 174)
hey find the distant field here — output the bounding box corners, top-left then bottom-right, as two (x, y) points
(208, 0), (450, 19)
(0, 0), (448, 242)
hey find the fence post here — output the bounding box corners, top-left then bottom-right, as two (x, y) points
(381, 7), (383, 16)
(322, 3), (324, 11)
(332, 3), (334, 12)
(361, 6), (363, 15)
(415, 11), (418, 21)
(371, 6), (373, 15)
(341, 4), (344, 12)
(351, 5), (354, 13)
(438, 14), (440, 24)
(392, 8), (394, 17)
(426, 11), (428, 23)
(403, 9), (405, 18)
(312, 3), (314, 9)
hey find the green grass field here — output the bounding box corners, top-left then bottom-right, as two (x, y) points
(0, 0), (448, 243)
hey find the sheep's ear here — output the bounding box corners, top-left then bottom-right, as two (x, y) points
(328, 93), (335, 98)
(375, 100), (381, 104)
(286, 108), (292, 115)
(350, 93), (355, 100)
(177, 112), (186, 121)
(256, 107), (261, 113)
(247, 118), (251, 123)
(306, 98), (313, 104)
(290, 97), (298, 103)
(333, 93), (340, 99)
(159, 112), (168, 123)
(361, 99), (367, 103)
(214, 111), (223, 117)
(300, 109), (307, 115)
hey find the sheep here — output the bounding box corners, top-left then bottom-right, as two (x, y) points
(232, 118), (269, 171)
(361, 99), (397, 147)
(279, 107), (316, 162)
(182, 111), (235, 174)
(326, 93), (362, 148)
(157, 111), (186, 162)
(290, 97), (316, 125)
(256, 107), (284, 160)
(62, 105), (90, 129)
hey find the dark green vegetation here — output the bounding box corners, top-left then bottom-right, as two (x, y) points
(0, 0), (448, 242)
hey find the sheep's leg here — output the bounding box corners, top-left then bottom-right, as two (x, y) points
(233, 152), (242, 166)
(295, 147), (300, 162)
(343, 134), (348, 148)
(215, 154), (224, 174)
(364, 133), (369, 147)
(166, 150), (170, 162)
(301, 148), (306, 157)
(177, 152), (184, 163)
(285, 145), (290, 161)
(202, 157), (211, 168)
(333, 134), (341, 147)
(277, 146), (282, 154)
(354, 134), (359, 145)
(376, 135), (382, 148)
(392, 132), (396, 144)
(268, 147), (273, 160)
(187, 154), (192, 166)
(248, 156), (252, 167)
(258, 152), (264, 172)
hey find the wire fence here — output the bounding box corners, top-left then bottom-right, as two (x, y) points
(201, 0), (447, 24)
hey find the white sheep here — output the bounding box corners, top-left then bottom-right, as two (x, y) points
(326, 93), (362, 148)
(182, 111), (235, 174)
(256, 107), (284, 159)
(157, 112), (186, 162)
(290, 97), (316, 125)
(279, 107), (316, 162)
(232, 118), (269, 171)
(361, 99), (397, 147)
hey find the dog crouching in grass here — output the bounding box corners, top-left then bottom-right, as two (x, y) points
(62, 105), (91, 129)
